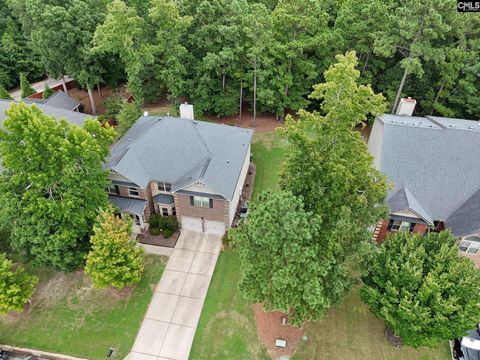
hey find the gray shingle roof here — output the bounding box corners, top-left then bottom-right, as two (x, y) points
(369, 114), (480, 236)
(24, 91), (81, 111)
(107, 116), (253, 200)
(153, 193), (174, 204)
(389, 186), (434, 225)
(0, 99), (90, 127)
(109, 195), (147, 216)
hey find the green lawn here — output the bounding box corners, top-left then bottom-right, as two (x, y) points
(190, 250), (270, 360)
(191, 129), (450, 360)
(292, 291), (451, 360)
(0, 254), (167, 359)
(251, 132), (286, 200)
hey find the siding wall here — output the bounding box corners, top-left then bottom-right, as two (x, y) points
(229, 145), (250, 225)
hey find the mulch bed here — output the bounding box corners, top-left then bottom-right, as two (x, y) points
(137, 231), (179, 248)
(253, 303), (304, 359)
(242, 163), (256, 201)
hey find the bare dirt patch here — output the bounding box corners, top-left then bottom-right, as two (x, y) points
(253, 303), (305, 359)
(68, 84), (131, 115)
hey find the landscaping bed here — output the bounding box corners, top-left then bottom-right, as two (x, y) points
(0, 254), (167, 360)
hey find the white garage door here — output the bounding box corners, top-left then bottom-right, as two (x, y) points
(181, 216), (202, 232)
(205, 220), (226, 235)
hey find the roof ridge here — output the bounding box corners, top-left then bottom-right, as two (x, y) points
(424, 116), (447, 130)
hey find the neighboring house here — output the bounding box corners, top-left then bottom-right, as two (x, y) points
(24, 90), (81, 112)
(106, 115), (252, 236)
(0, 99), (89, 127)
(368, 112), (480, 265)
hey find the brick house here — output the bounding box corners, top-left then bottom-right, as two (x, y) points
(106, 115), (252, 236)
(368, 113), (480, 265)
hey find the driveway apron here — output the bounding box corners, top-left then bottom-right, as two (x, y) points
(127, 230), (222, 360)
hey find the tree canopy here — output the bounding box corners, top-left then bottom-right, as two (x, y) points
(0, 102), (115, 271)
(230, 191), (353, 325)
(0, 252), (38, 314)
(85, 209), (144, 289)
(360, 231), (480, 348)
(279, 52), (389, 257)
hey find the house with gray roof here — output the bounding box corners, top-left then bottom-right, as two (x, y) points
(0, 99), (89, 128)
(24, 91), (81, 111)
(368, 113), (480, 265)
(106, 115), (252, 235)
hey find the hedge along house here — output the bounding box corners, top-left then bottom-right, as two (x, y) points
(106, 115), (252, 236)
(368, 111), (480, 266)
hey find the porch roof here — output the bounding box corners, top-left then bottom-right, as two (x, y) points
(109, 195), (147, 216)
(153, 193), (174, 204)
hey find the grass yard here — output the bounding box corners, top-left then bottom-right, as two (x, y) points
(292, 291), (451, 360)
(251, 132), (286, 201)
(190, 250), (270, 360)
(0, 254), (167, 360)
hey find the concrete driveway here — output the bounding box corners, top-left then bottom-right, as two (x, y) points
(127, 230), (222, 360)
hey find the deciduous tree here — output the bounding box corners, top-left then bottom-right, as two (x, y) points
(85, 209), (144, 289)
(0, 102), (115, 270)
(230, 191), (353, 325)
(360, 231), (480, 348)
(0, 252), (38, 314)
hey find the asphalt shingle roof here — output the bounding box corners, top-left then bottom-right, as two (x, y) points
(24, 91), (81, 111)
(153, 193), (174, 204)
(109, 195), (147, 216)
(107, 116), (253, 201)
(369, 114), (480, 236)
(0, 99), (90, 127)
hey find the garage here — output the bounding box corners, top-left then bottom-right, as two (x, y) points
(181, 216), (202, 232)
(204, 220), (226, 235)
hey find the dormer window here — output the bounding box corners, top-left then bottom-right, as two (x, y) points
(157, 182), (172, 192)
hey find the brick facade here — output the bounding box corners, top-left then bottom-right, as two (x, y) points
(174, 193), (229, 228)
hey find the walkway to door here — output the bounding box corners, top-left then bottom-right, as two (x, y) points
(126, 230), (222, 360)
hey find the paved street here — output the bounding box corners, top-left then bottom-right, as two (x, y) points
(8, 76), (73, 100)
(127, 230), (222, 360)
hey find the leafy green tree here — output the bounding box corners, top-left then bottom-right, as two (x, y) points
(0, 252), (38, 314)
(360, 231), (480, 348)
(310, 51), (386, 127)
(0, 102), (116, 270)
(42, 84), (54, 99)
(187, 0), (249, 117)
(117, 101), (142, 137)
(261, 0), (330, 118)
(85, 209), (144, 289)
(279, 52), (389, 256)
(374, 0), (454, 113)
(0, 84), (12, 100)
(230, 191), (353, 325)
(19, 73), (35, 98)
(10, 0), (110, 113)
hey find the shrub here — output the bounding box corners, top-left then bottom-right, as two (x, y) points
(0, 253), (38, 314)
(0, 84), (12, 100)
(159, 216), (178, 232)
(19, 73), (35, 98)
(163, 228), (174, 238)
(103, 92), (123, 119)
(149, 227), (160, 236)
(42, 84), (54, 99)
(149, 213), (161, 229)
(85, 210), (144, 289)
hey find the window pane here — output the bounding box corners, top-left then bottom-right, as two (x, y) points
(460, 241), (471, 252)
(165, 183), (171, 191)
(467, 247), (479, 254)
